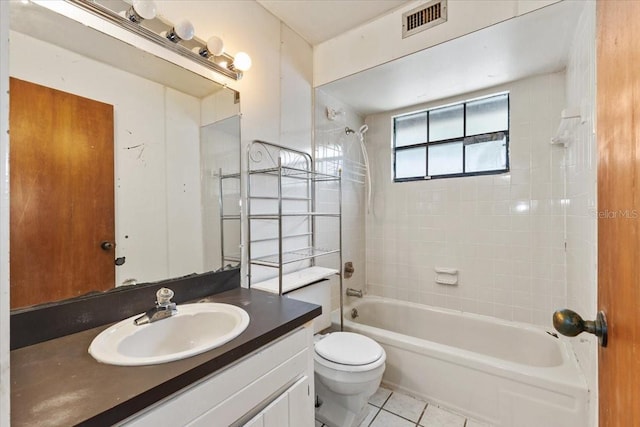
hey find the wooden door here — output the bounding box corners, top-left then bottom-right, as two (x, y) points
(9, 78), (115, 308)
(596, 1), (640, 426)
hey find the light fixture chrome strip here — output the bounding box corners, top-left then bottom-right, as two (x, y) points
(66, 0), (240, 80)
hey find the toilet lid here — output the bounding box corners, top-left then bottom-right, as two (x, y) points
(315, 332), (383, 366)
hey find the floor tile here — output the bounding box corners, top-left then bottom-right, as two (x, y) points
(358, 404), (380, 427)
(382, 391), (427, 422)
(466, 419), (491, 427)
(368, 386), (392, 407)
(419, 405), (465, 427)
(370, 409), (415, 427)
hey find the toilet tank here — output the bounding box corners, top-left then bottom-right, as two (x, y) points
(286, 280), (332, 333)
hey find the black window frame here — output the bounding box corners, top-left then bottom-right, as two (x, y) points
(393, 93), (510, 182)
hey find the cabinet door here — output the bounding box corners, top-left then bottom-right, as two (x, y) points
(263, 391), (288, 427)
(287, 375), (311, 426)
(242, 375), (311, 427)
(243, 414), (263, 427)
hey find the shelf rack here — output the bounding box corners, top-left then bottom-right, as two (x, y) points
(247, 141), (343, 329)
(219, 168), (241, 267)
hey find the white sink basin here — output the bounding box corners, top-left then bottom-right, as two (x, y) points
(89, 303), (250, 366)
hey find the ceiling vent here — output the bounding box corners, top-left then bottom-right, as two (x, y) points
(402, 0), (447, 39)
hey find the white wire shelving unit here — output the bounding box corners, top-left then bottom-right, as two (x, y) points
(246, 141), (343, 329)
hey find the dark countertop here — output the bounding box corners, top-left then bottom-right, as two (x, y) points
(10, 288), (321, 427)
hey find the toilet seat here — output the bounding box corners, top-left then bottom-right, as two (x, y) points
(315, 332), (385, 372)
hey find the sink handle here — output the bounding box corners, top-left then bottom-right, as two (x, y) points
(156, 287), (175, 306)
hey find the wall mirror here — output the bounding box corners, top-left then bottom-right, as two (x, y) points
(9, 0), (241, 309)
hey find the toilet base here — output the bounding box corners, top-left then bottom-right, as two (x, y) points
(314, 376), (371, 427)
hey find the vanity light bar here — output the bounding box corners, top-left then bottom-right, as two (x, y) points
(66, 0), (242, 80)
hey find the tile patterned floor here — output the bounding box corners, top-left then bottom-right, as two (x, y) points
(315, 386), (493, 427)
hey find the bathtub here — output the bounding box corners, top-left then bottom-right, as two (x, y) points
(333, 296), (588, 427)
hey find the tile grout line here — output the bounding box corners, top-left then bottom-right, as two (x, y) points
(367, 405), (383, 426)
(379, 407), (424, 425)
(380, 391), (393, 407)
(367, 391), (393, 426)
(379, 390), (429, 427)
(415, 402), (429, 427)
(325, 387), (476, 427)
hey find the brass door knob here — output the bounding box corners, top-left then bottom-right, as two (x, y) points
(552, 309), (608, 347)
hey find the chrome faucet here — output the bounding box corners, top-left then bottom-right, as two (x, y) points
(346, 288), (363, 298)
(134, 287), (177, 326)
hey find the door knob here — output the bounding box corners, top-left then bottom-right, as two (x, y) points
(100, 241), (115, 251)
(552, 309), (608, 347)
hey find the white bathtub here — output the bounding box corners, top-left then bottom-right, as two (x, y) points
(334, 296), (588, 427)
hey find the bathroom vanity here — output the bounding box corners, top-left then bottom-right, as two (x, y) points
(10, 287), (320, 426)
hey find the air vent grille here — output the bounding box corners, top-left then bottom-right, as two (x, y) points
(402, 0), (447, 38)
(407, 3), (441, 31)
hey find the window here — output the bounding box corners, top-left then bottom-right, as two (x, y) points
(393, 93), (509, 181)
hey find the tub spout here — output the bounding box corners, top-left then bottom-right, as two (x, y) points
(346, 288), (363, 298)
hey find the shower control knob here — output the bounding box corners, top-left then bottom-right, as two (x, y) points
(552, 309), (608, 347)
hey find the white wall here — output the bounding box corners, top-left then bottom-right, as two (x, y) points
(159, 2), (314, 287)
(158, 2), (314, 287)
(10, 32), (205, 286)
(0, 1), (10, 424)
(365, 72), (566, 327)
(159, 1), (288, 142)
(314, 90), (366, 309)
(281, 25), (313, 153)
(313, 0), (559, 86)
(564, 3), (597, 426)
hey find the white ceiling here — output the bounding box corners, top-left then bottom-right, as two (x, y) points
(318, 0), (586, 116)
(256, 0), (410, 45)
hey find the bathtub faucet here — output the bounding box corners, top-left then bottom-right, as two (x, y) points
(346, 288), (363, 298)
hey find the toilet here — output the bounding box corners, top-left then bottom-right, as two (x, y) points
(286, 280), (386, 427)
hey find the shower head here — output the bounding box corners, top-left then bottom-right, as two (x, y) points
(345, 125), (369, 137)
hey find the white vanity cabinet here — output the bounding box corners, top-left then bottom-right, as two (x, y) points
(120, 324), (315, 427)
(242, 376), (310, 427)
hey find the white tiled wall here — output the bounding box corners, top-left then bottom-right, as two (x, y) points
(315, 90), (366, 309)
(564, 3), (597, 426)
(364, 72), (566, 327)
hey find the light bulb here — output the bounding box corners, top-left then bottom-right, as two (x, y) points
(206, 36), (225, 56)
(233, 52), (252, 72)
(132, 0), (156, 20)
(174, 19), (195, 41)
